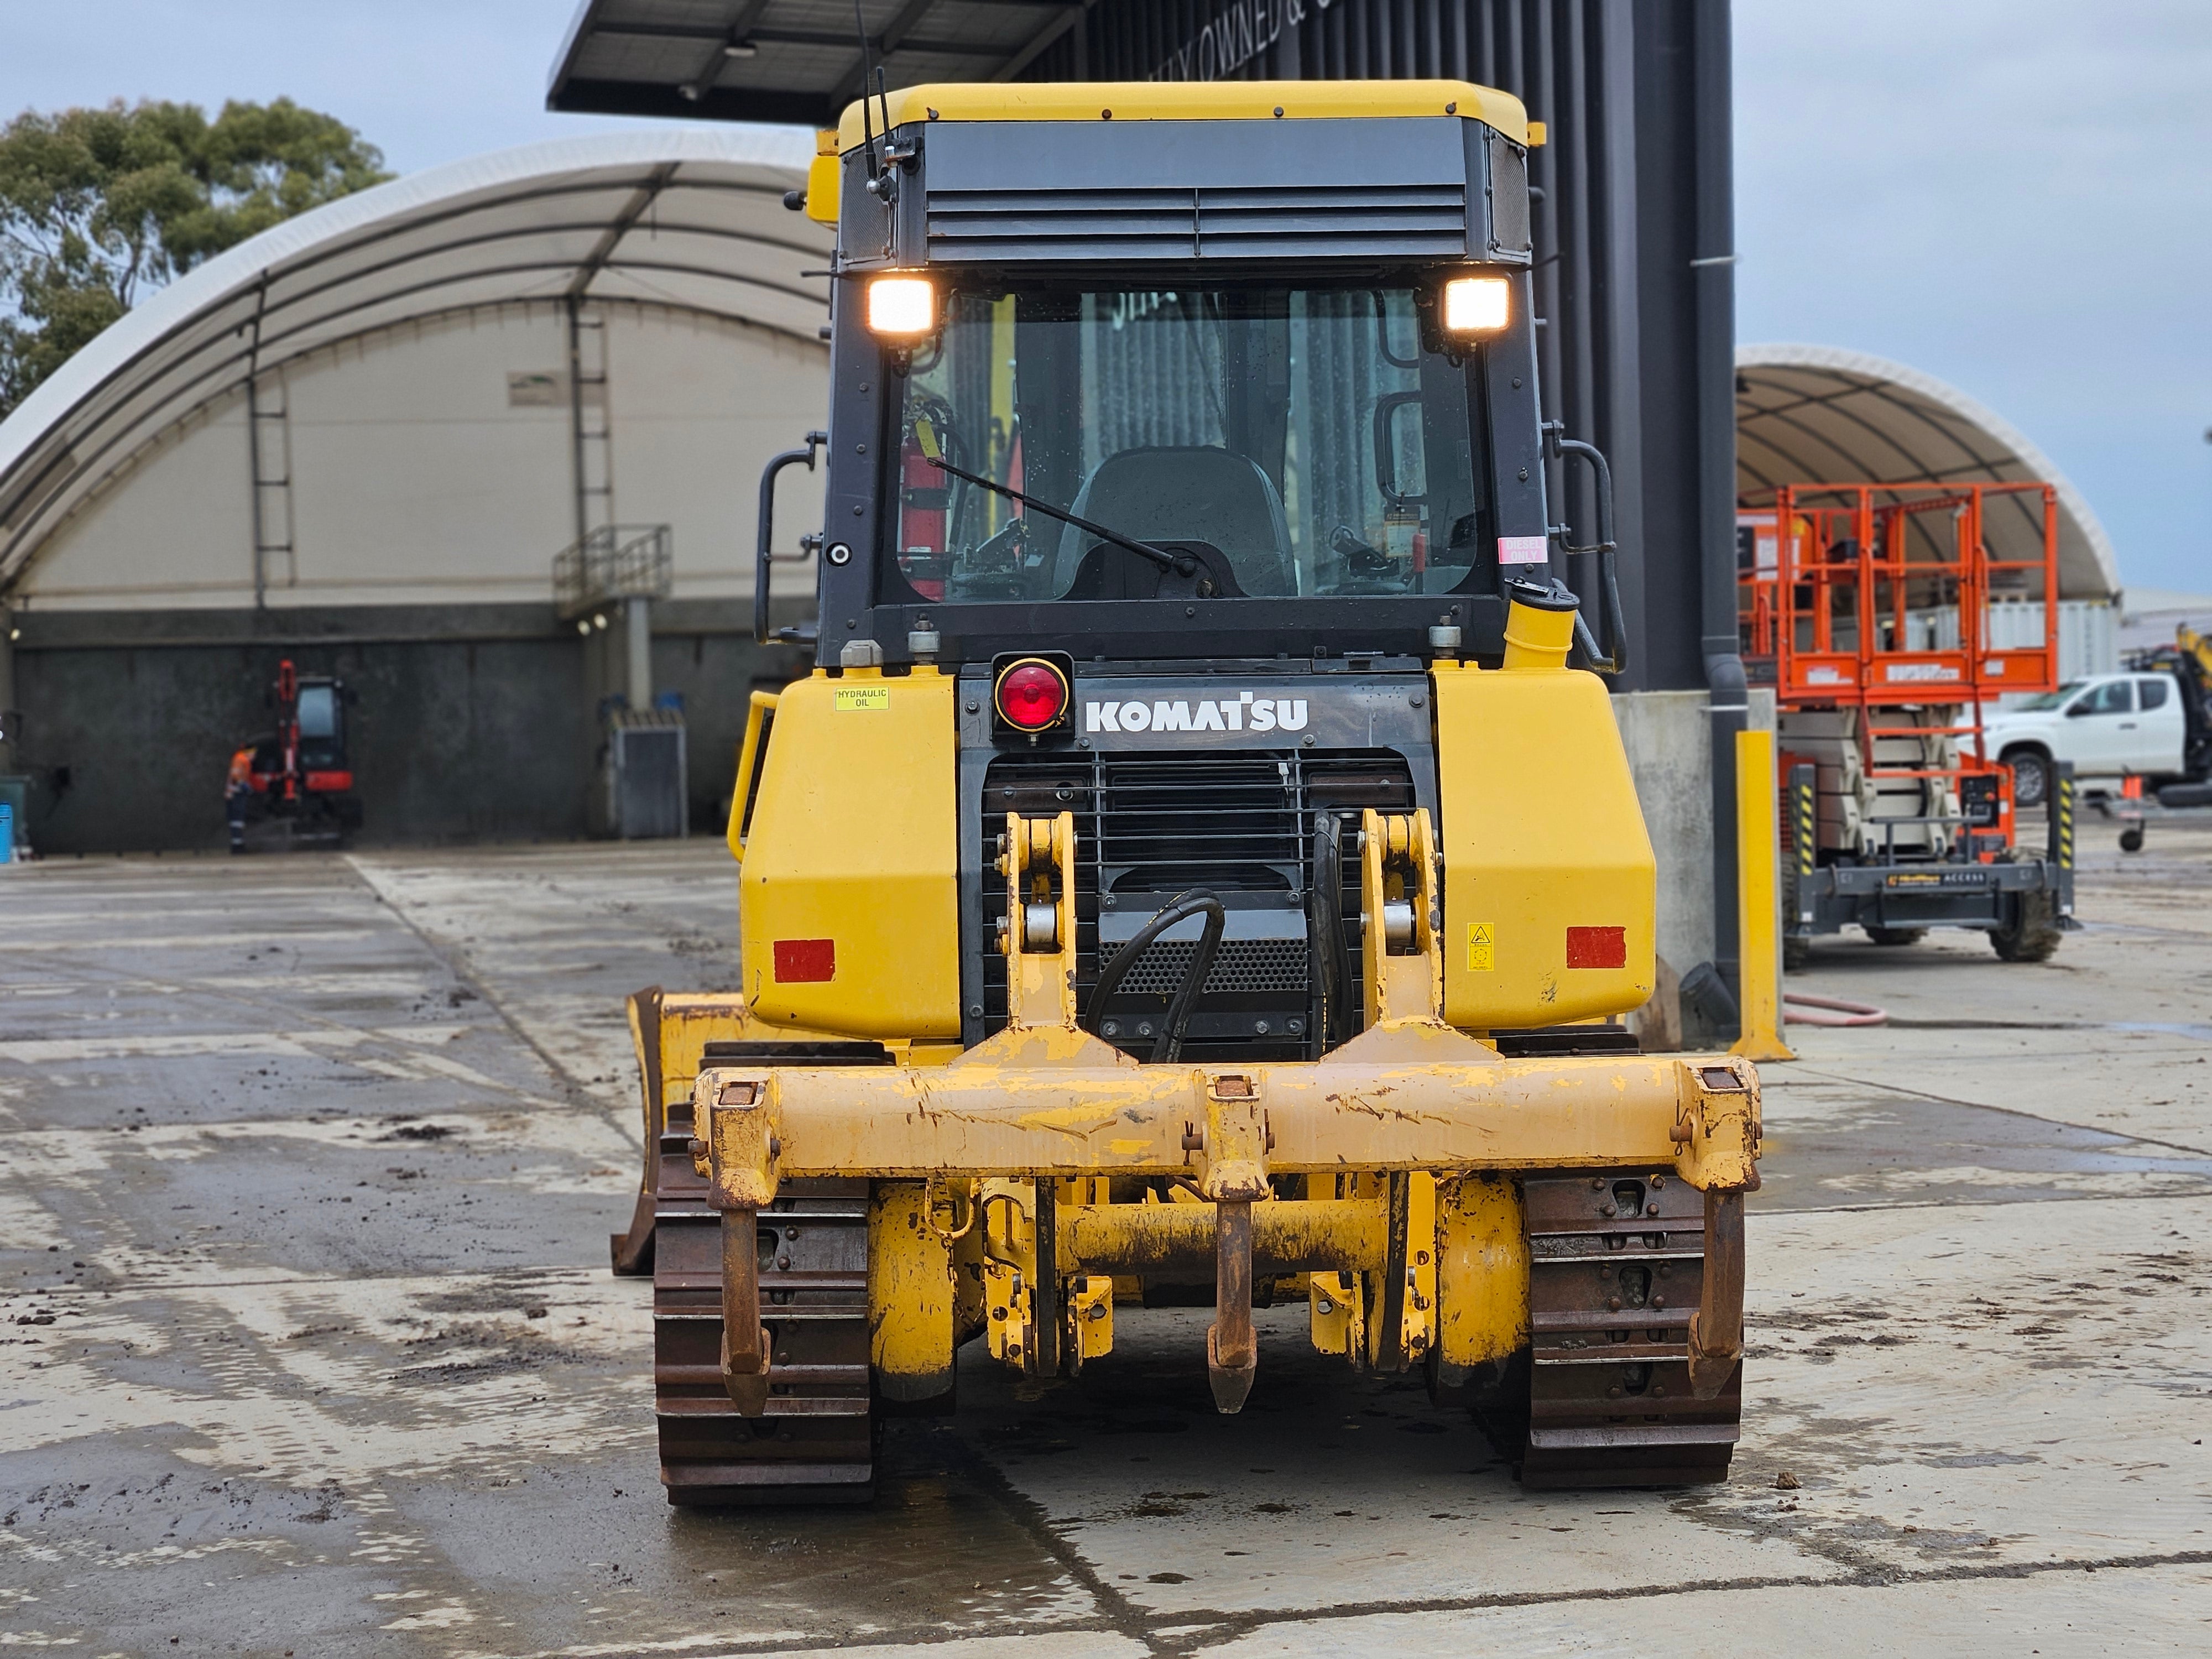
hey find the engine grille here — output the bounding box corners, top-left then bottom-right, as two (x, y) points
(1095, 755), (1303, 890)
(1118, 937), (1310, 997)
(977, 748), (1417, 1060)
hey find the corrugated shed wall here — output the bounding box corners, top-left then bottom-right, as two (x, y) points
(1028, 0), (1726, 693)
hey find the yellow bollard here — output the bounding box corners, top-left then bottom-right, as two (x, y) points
(1731, 727), (1794, 1061)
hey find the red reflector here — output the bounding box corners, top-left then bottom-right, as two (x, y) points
(995, 660), (1069, 731)
(773, 938), (835, 982)
(1565, 926), (1626, 969)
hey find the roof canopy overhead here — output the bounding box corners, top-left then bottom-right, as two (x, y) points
(547, 0), (1084, 128)
(1736, 344), (2119, 603)
(0, 129), (827, 598)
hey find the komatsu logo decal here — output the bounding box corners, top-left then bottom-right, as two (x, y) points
(1083, 693), (1309, 734)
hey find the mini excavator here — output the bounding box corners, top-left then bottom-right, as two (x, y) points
(225, 659), (361, 852)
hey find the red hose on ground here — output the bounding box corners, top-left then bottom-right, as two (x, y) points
(1783, 992), (1888, 1027)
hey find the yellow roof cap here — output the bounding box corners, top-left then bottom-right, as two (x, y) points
(835, 79), (1528, 152)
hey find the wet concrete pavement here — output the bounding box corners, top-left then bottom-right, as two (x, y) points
(3, 825), (2210, 1655)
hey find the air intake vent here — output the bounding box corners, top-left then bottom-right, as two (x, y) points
(974, 746), (1416, 1060)
(927, 183), (1470, 263)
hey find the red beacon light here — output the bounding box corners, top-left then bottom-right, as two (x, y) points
(994, 659), (1070, 732)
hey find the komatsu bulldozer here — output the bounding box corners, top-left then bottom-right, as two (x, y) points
(609, 79), (1761, 1505)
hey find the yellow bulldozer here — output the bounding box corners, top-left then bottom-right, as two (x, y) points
(609, 77), (1762, 1505)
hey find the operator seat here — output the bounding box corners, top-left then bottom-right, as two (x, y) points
(1052, 446), (1296, 597)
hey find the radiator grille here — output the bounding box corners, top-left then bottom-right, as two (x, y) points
(1097, 755), (1302, 890)
(976, 746), (1417, 1059)
(927, 183), (1470, 262)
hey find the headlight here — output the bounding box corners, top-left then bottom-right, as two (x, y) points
(867, 275), (936, 337)
(1441, 274), (1511, 335)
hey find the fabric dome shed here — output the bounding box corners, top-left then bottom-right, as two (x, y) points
(0, 128), (834, 854)
(1734, 344), (2120, 604)
(0, 126), (829, 604)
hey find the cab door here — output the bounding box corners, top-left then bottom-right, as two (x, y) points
(2062, 678), (2136, 776)
(2132, 675), (2187, 774)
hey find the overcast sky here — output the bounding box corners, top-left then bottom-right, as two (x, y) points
(3, 1), (2206, 593)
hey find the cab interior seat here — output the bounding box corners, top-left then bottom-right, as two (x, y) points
(1052, 445), (1296, 597)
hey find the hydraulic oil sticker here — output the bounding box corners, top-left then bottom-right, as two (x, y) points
(833, 687), (890, 712)
(1466, 922), (1496, 972)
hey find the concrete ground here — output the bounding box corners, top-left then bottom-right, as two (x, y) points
(3, 818), (2209, 1657)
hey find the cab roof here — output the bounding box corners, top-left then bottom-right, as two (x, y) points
(833, 80), (1532, 153)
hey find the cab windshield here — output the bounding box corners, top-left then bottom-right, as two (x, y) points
(887, 284), (1488, 603)
(2011, 682), (2084, 712)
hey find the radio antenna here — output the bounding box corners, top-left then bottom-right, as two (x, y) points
(852, 0), (881, 182)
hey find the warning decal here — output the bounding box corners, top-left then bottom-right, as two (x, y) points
(1466, 923), (1496, 972)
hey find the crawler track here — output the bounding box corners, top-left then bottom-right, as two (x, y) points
(650, 1101), (875, 1505)
(1490, 1171), (1741, 1488)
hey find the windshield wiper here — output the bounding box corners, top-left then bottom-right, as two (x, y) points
(924, 453), (1196, 577)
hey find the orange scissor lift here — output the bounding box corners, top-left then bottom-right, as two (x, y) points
(1739, 481), (2075, 964)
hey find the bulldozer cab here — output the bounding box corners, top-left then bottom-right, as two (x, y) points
(798, 81), (1562, 670)
(887, 282), (1490, 606)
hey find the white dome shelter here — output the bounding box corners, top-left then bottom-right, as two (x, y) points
(0, 130), (834, 852)
(1734, 344), (2121, 604)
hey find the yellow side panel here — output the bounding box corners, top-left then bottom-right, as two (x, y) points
(837, 79), (1529, 150)
(804, 150), (840, 226)
(740, 668), (959, 1038)
(1433, 662), (1656, 1027)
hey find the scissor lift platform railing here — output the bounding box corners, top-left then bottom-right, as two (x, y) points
(1739, 481), (2072, 954)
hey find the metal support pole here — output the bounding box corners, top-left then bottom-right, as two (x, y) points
(0, 599), (17, 779)
(1693, 0), (1746, 1019)
(244, 276), (270, 612)
(624, 594), (653, 712)
(566, 296), (591, 552)
(1789, 762), (1817, 931)
(2050, 761), (2075, 920)
(1731, 729), (1792, 1061)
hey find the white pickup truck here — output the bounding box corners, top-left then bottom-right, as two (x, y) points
(1977, 671), (2192, 806)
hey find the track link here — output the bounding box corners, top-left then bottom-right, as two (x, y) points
(651, 1102), (875, 1505)
(1507, 1171), (1741, 1488)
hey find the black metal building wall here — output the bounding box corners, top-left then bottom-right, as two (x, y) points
(1028, 0), (1734, 702)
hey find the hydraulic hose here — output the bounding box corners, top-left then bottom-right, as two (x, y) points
(1306, 815), (1353, 1050)
(1089, 889), (1227, 1063)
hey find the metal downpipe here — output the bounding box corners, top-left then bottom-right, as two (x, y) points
(1694, 0), (1746, 1025)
